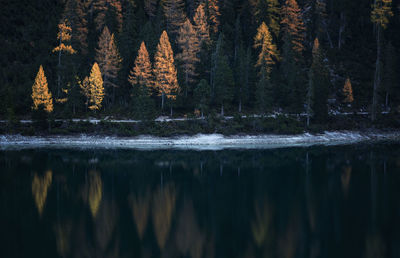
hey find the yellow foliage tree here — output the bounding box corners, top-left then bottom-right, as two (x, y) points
(128, 41), (154, 91)
(193, 3), (210, 46)
(32, 65), (54, 113)
(343, 77), (354, 103)
(88, 62), (104, 111)
(208, 0), (221, 35)
(254, 22), (279, 78)
(154, 31), (180, 111)
(281, 0), (306, 57)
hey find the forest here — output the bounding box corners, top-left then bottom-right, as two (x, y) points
(1, 0), (400, 128)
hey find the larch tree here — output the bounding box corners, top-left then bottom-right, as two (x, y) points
(63, 0), (88, 56)
(95, 26), (122, 106)
(254, 22), (279, 78)
(32, 66), (53, 113)
(88, 62), (104, 111)
(281, 0), (306, 58)
(163, 0), (186, 38)
(193, 3), (211, 46)
(176, 19), (200, 97)
(208, 0), (221, 35)
(128, 41), (154, 91)
(154, 31), (180, 115)
(342, 77), (354, 104)
(53, 19), (76, 98)
(371, 0), (393, 121)
(252, 0), (280, 39)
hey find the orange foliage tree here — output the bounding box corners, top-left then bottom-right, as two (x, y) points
(32, 65), (54, 113)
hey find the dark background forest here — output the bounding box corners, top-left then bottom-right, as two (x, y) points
(1, 0), (400, 122)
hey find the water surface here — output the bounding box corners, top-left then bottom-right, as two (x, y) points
(1, 144), (400, 258)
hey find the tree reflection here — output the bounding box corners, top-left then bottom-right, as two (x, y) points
(32, 170), (52, 216)
(95, 199), (118, 255)
(152, 183), (176, 250)
(129, 189), (151, 240)
(251, 201), (272, 247)
(53, 221), (72, 257)
(83, 170), (103, 218)
(341, 165), (352, 197)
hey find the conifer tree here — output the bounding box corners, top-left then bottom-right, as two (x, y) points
(128, 41), (154, 90)
(144, 0), (157, 18)
(252, 0), (280, 39)
(88, 62), (104, 111)
(176, 19), (200, 97)
(208, 0), (221, 35)
(63, 0), (88, 56)
(254, 22), (279, 78)
(93, 0), (123, 32)
(154, 31), (180, 112)
(95, 26), (122, 105)
(342, 77), (354, 104)
(32, 66), (53, 113)
(53, 19), (76, 98)
(382, 42), (397, 109)
(371, 0), (393, 121)
(193, 3), (210, 46)
(214, 54), (234, 116)
(281, 0), (306, 58)
(255, 68), (272, 113)
(163, 0), (186, 38)
(235, 45), (252, 113)
(194, 79), (211, 118)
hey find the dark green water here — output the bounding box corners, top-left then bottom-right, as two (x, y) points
(1, 144), (400, 258)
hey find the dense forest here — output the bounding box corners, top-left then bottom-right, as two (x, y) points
(1, 0), (400, 124)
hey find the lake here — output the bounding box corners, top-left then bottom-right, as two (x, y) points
(1, 144), (400, 258)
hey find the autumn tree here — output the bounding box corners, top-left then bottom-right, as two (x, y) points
(193, 3), (210, 46)
(32, 66), (53, 113)
(163, 0), (186, 38)
(87, 62), (104, 111)
(254, 22), (279, 78)
(281, 0), (306, 58)
(154, 31), (180, 114)
(371, 0), (393, 120)
(95, 26), (121, 106)
(342, 77), (354, 104)
(63, 0), (88, 56)
(208, 0), (221, 35)
(252, 0), (280, 39)
(176, 19), (200, 97)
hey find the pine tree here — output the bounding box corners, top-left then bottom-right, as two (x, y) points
(281, 0), (306, 58)
(208, 0), (221, 35)
(53, 19), (76, 99)
(194, 79), (211, 117)
(214, 54), (234, 116)
(193, 3), (211, 46)
(32, 66), (53, 113)
(342, 77), (354, 104)
(254, 22), (279, 78)
(95, 26), (122, 105)
(371, 0), (393, 121)
(163, 0), (186, 38)
(128, 41), (154, 91)
(154, 31), (180, 112)
(235, 45), (252, 113)
(88, 62), (104, 111)
(176, 19), (200, 97)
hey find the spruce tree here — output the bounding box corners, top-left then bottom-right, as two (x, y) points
(176, 19), (200, 97)
(32, 66), (53, 113)
(154, 31), (180, 113)
(214, 54), (234, 116)
(194, 79), (211, 118)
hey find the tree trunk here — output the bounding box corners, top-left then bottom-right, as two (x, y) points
(372, 25), (381, 122)
(239, 98), (242, 113)
(161, 92), (165, 110)
(57, 37), (62, 97)
(170, 105), (173, 117)
(338, 12), (345, 49)
(221, 104), (224, 117)
(385, 92), (389, 110)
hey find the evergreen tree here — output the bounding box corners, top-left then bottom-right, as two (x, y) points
(267, 0), (281, 39)
(371, 0), (393, 121)
(214, 54), (234, 116)
(144, 0), (157, 18)
(176, 19), (201, 97)
(154, 31), (180, 112)
(32, 66), (53, 113)
(256, 68), (273, 113)
(128, 41), (154, 91)
(53, 19), (76, 99)
(163, 0), (187, 38)
(63, 0), (89, 56)
(281, 0), (306, 58)
(88, 62), (104, 111)
(95, 26), (122, 106)
(254, 22), (279, 78)
(342, 77), (354, 104)
(93, 0), (123, 33)
(194, 79), (211, 117)
(208, 0), (221, 35)
(193, 3), (211, 46)
(382, 42), (397, 109)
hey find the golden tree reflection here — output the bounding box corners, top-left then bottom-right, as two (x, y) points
(175, 200), (205, 258)
(95, 199), (117, 253)
(83, 170), (103, 218)
(152, 183), (176, 250)
(129, 189), (151, 240)
(251, 201), (272, 247)
(32, 170), (52, 216)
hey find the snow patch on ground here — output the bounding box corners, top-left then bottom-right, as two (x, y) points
(0, 131), (399, 150)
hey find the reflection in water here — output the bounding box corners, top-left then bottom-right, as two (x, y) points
(129, 189), (151, 240)
(152, 183), (176, 250)
(2, 145), (400, 258)
(32, 170), (52, 216)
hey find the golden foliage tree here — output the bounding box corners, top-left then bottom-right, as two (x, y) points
(254, 22), (279, 78)
(176, 19), (201, 96)
(95, 26), (121, 104)
(193, 3), (210, 46)
(154, 31), (180, 110)
(32, 170), (53, 216)
(128, 41), (154, 91)
(163, 0), (186, 37)
(281, 0), (306, 57)
(32, 65), (54, 113)
(208, 0), (221, 35)
(88, 62), (105, 111)
(343, 77), (354, 103)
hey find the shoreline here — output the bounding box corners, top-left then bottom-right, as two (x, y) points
(1, 131), (400, 150)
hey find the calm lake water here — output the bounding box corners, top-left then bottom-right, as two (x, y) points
(1, 144), (400, 258)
